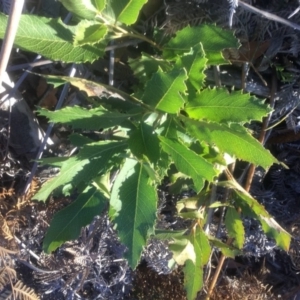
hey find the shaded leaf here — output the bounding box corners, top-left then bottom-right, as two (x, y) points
(184, 118), (278, 169)
(38, 106), (136, 130)
(159, 136), (217, 192)
(186, 88), (271, 123)
(0, 14), (104, 63)
(128, 122), (160, 164)
(34, 141), (126, 201)
(168, 237), (196, 265)
(208, 235), (241, 258)
(163, 24), (240, 64)
(43, 186), (107, 252)
(141, 68), (187, 114)
(225, 207), (245, 249)
(109, 159), (157, 268)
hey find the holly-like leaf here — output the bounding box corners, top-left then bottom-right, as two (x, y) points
(141, 68), (187, 114)
(43, 186), (107, 252)
(109, 159), (157, 269)
(183, 227), (211, 300)
(0, 14), (105, 63)
(74, 20), (108, 46)
(163, 24), (240, 64)
(38, 106), (136, 130)
(129, 53), (172, 85)
(60, 0), (105, 19)
(186, 88), (271, 123)
(128, 122), (160, 164)
(33, 141), (126, 201)
(107, 0), (148, 25)
(225, 207), (245, 249)
(184, 118), (278, 169)
(159, 136), (217, 192)
(175, 43), (207, 91)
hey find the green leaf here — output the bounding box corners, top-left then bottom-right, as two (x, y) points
(175, 43), (207, 91)
(183, 227), (210, 300)
(74, 20), (108, 46)
(230, 187), (291, 251)
(224, 207), (245, 249)
(141, 68), (187, 114)
(33, 141), (126, 201)
(0, 14), (105, 63)
(128, 122), (160, 164)
(60, 0), (105, 19)
(184, 118), (278, 169)
(168, 237), (196, 265)
(43, 186), (107, 252)
(38, 106), (136, 130)
(69, 133), (94, 146)
(208, 236), (241, 258)
(163, 24), (240, 64)
(159, 136), (217, 192)
(129, 52), (172, 85)
(186, 88), (271, 123)
(109, 159), (157, 268)
(108, 0), (148, 25)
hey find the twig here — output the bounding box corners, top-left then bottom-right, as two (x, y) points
(238, 0), (300, 31)
(0, 0), (24, 87)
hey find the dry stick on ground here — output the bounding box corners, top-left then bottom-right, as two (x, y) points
(205, 70), (277, 300)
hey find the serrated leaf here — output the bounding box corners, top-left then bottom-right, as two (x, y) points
(74, 20), (108, 46)
(163, 24), (240, 64)
(0, 14), (105, 63)
(43, 186), (107, 252)
(108, 0), (148, 25)
(229, 186), (290, 251)
(225, 207), (245, 249)
(61, 0), (105, 19)
(186, 88), (271, 123)
(159, 136), (217, 192)
(154, 229), (188, 240)
(129, 52), (172, 85)
(109, 159), (157, 268)
(184, 118), (278, 169)
(141, 68), (187, 114)
(38, 106), (136, 130)
(41, 74), (141, 105)
(128, 122), (160, 164)
(183, 227), (210, 300)
(34, 141), (126, 201)
(168, 237), (196, 265)
(175, 43), (207, 91)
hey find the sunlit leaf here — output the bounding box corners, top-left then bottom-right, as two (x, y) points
(74, 20), (108, 46)
(183, 227), (210, 300)
(163, 24), (240, 64)
(225, 207), (245, 249)
(159, 136), (218, 192)
(38, 106), (136, 130)
(0, 14), (104, 63)
(184, 118), (278, 169)
(141, 68), (187, 114)
(186, 88), (271, 124)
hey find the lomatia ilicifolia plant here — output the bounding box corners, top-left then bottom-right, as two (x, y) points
(0, 1), (291, 299)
